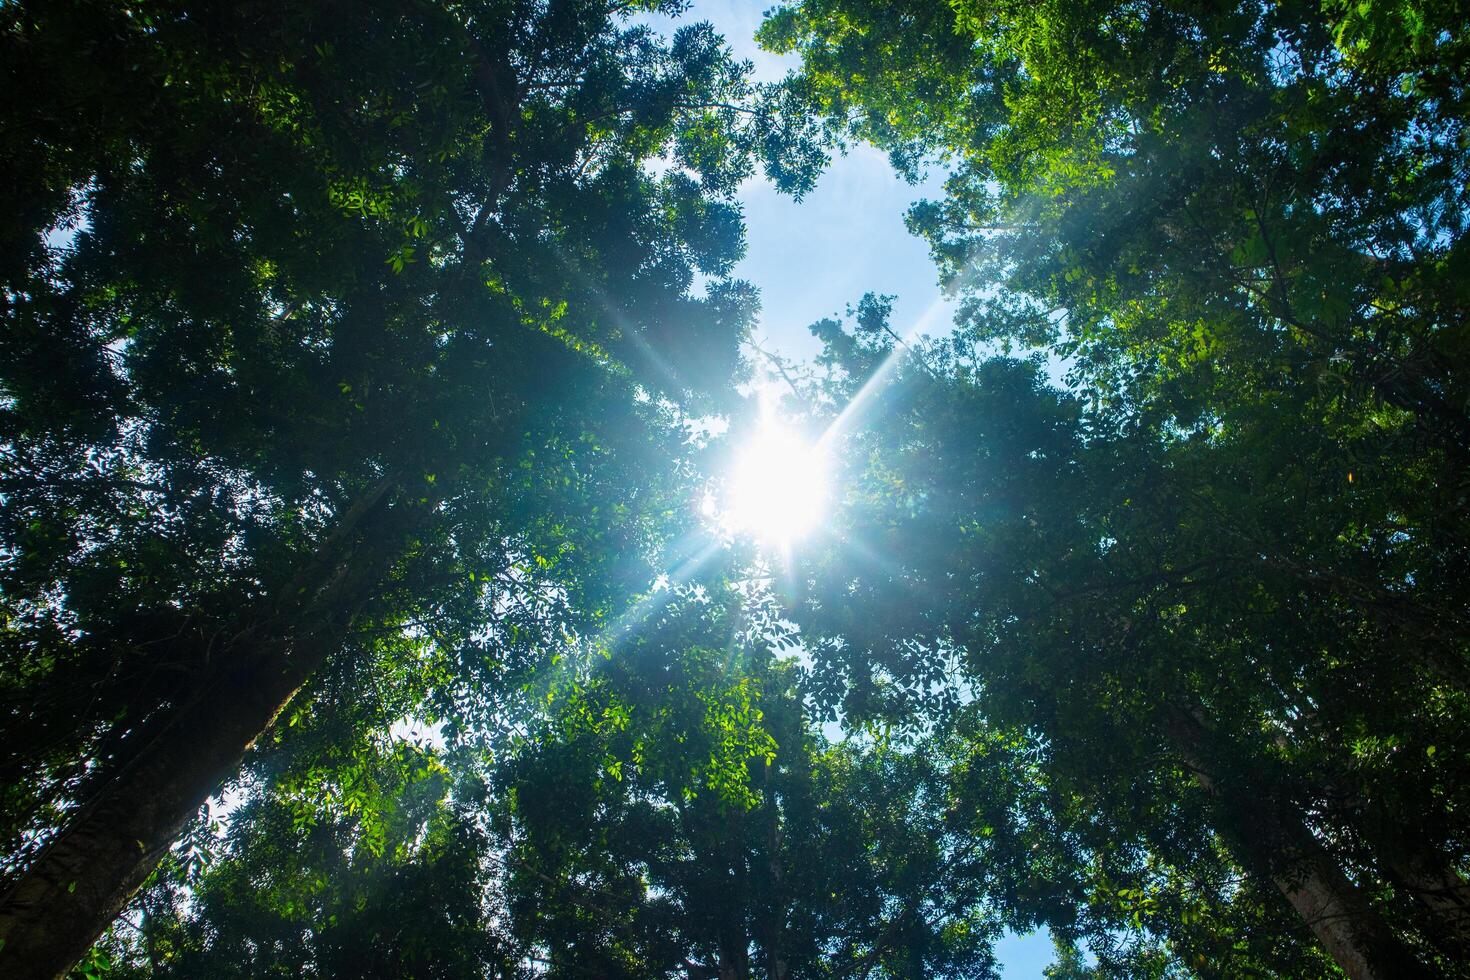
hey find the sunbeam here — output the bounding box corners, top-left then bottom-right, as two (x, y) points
(817, 287), (952, 451)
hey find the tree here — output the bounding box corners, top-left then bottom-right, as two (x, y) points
(92, 737), (520, 979)
(760, 2), (1470, 975)
(0, 1), (818, 973)
(775, 309), (1418, 975)
(492, 585), (1006, 979)
(92, 581), (1017, 979)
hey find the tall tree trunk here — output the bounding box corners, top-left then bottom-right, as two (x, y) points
(716, 938), (751, 980)
(1163, 705), (1431, 980)
(1260, 716), (1470, 963)
(1379, 846), (1470, 960)
(0, 479), (398, 979)
(1298, 743), (1470, 960)
(759, 771), (791, 980)
(716, 824), (752, 980)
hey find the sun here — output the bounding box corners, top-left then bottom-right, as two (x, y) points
(718, 422), (829, 544)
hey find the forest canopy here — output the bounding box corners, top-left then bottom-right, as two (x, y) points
(1, 1), (1466, 978)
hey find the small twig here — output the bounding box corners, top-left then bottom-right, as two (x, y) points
(750, 340), (810, 406)
(880, 323), (941, 381)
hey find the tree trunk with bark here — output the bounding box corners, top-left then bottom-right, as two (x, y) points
(759, 771), (791, 980)
(1379, 846), (1470, 960)
(1267, 719), (1470, 961)
(1163, 705), (1431, 980)
(0, 480), (398, 979)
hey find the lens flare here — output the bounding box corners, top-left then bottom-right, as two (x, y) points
(723, 423), (829, 543)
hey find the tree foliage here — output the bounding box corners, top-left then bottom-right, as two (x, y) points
(0, 0), (816, 973)
(492, 587), (1004, 979)
(761, 1), (1470, 976)
(4, 0), (1469, 977)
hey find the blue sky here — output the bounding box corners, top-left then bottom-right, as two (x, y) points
(642, 0), (959, 363)
(737, 144), (957, 361)
(640, 3), (1061, 976)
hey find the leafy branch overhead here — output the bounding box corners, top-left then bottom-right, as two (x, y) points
(2, 1), (1469, 979)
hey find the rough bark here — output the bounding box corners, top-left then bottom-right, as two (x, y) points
(1381, 849), (1470, 959)
(1163, 705), (1431, 980)
(1266, 721), (1470, 960)
(1301, 749), (1470, 960)
(716, 832), (752, 980)
(0, 479), (397, 979)
(716, 906), (752, 979)
(759, 773), (791, 980)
